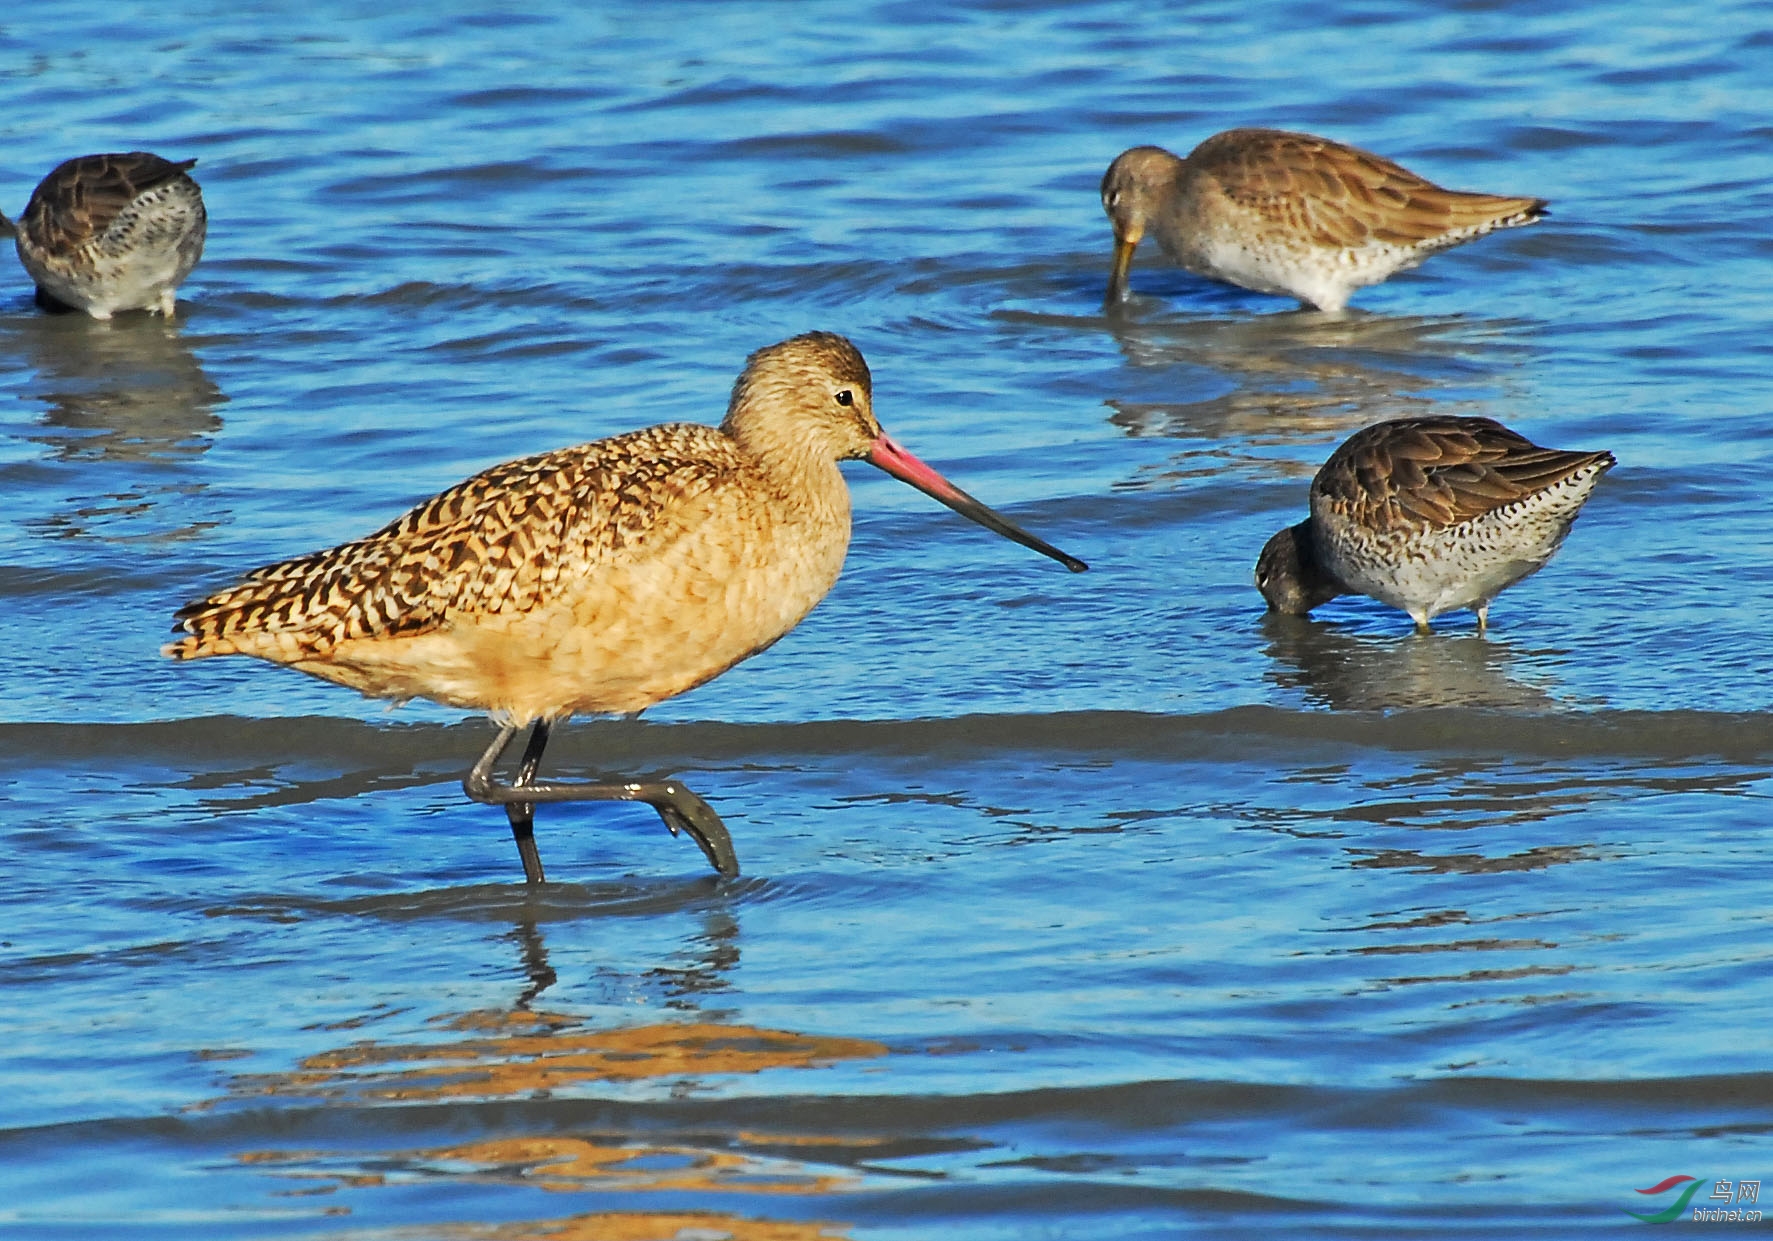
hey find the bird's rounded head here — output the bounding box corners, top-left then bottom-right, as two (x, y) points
(723, 331), (882, 465)
(1256, 521), (1342, 614)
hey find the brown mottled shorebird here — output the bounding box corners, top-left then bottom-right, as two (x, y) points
(165, 332), (1087, 881)
(1255, 416), (1613, 632)
(1101, 129), (1547, 311)
(1, 152), (206, 318)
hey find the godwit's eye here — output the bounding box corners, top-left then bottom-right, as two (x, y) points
(834, 389), (854, 407)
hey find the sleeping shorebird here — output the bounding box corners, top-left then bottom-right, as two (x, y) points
(165, 332), (1087, 881)
(1, 152), (206, 319)
(1255, 416), (1613, 632)
(1101, 129), (1547, 312)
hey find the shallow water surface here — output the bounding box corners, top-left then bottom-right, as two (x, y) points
(2, 2), (1772, 1237)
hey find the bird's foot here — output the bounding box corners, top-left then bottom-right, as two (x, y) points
(646, 783), (740, 877)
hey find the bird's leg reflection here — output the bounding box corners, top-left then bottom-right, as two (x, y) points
(463, 722), (741, 881)
(504, 911), (738, 1015)
(508, 918), (557, 1010)
(652, 911), (742, 1010)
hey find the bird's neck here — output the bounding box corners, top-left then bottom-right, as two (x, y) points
(721, 409), (851, 524)
(1290, 519), (1345, 609)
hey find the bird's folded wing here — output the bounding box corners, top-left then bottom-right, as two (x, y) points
(1319, 416), (1607, 531)
(168, 424), (741, 658)
(25, 153), (199, 250)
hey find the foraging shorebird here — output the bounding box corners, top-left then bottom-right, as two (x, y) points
(1, 152), (206, 318)
(1101, 129), (1546, 311)
(1255, 416), (1613, 631)
(166, 332), (1087, 881)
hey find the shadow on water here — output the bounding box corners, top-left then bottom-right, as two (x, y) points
(1257, 612), (1563, 711)
(0, 310), (226, 541)
(204, 872), (754, 931)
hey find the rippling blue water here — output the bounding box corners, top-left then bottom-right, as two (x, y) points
(2, 2), (1772, 1237)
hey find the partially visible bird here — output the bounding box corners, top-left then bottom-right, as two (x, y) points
(1256, 416), (1613, 631)
(1, 152), (206, 318)
(1101, 128), (1546, 312)
(165, 332), (1087, 881)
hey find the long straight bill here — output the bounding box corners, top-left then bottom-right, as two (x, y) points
(1105, 234), (1137, 306)
(865, 434), (1088, 573)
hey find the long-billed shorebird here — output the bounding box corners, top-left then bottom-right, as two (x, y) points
(1, 152), (206, 319)
(1255, 416), (1613, 631)
(166, 332), (1087, 881)
(1101, 129), (1547, 311)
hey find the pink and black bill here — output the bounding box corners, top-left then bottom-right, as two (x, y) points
(865, 434), (1088, 573)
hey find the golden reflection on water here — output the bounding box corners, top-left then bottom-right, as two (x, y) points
(242, 1130), (856, 1195)
(223, 1006), (881, 1238)
(353, 1210), (850, 1240)
(222, 1010), (886, 1104)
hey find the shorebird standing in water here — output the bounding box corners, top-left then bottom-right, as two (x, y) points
(1256, 416), (1613, 632)
(166, 332), (1087, 881)
(1, 152), (206, 319)
(1101, 129), (1546, 311)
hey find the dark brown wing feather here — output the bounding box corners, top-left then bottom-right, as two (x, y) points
(1187, 128), (1546, 250)
(21, 152), (199, 251)
(168, 424), (743, 658)
(1314, 416), (1614, 531)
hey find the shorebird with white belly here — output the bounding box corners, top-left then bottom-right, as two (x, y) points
(1, 152), (206, 319)
(1256, 416), (1614, 632)
(1101, 129), (1546, 311)
(166, 332), (1087, 881)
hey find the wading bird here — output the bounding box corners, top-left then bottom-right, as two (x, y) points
(167, 332), (1086, 880)
(1101, 129), (1545, 311)
(1256, 416), (1613, 631)
(2, 152), (206, 319)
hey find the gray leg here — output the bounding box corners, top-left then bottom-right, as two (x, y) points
(506, 721), (550, 884)
(462, 723), (739, 878)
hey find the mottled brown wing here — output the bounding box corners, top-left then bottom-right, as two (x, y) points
(1315, 416), (1612, 531)
(169, 424), (742, 657)
(21, 153), (199, 251)
(1189, 128), (1544, 250)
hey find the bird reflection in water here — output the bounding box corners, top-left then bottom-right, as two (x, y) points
(365, 1211), (853, 1240)
(1259, 613), (1560, 712)
(211, 909), (879, 1235)
(1098, 311), (1521, 489)
(509, 905), (738, 1013)
(507, 918), (558, 1011)
(4, 312), (224, 540)
(233, 1004), (881, 1102)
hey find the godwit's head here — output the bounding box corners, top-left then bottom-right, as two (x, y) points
(1101, 145), (1181, 306)
(1256, 520), (1343, 615)
(724, 331), (1087, 573)
(723, 330), (880, 463)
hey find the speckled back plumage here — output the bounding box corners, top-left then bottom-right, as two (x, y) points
(167, 426), (749, 660)
(12, 152), (207, 318)
(1102, 129), (1546, 310)
(164, 332), (891, 723)
(1313, 416), (1610, 533)
(1185, 129), (1544, 253)
(1257, 416), (1614, 629)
